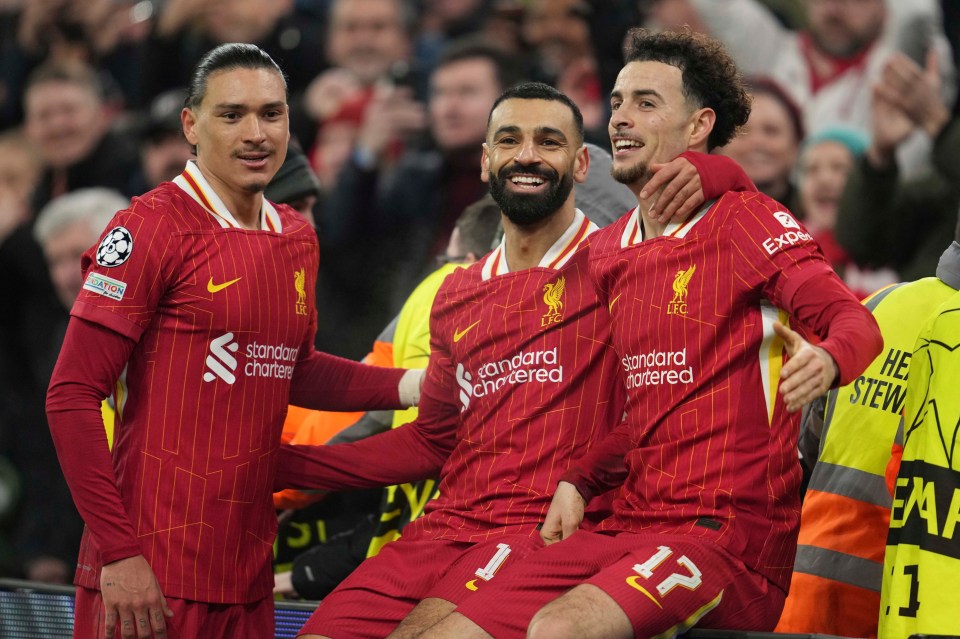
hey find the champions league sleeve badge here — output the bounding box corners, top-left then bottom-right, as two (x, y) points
(96, 226), (134, 267)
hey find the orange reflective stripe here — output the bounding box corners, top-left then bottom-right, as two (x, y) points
(777, 571), (880, 637)
(798, 490), (890, 563)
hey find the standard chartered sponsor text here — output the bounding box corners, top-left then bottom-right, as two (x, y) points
(622, 348), (694, 389)
(471, 346), (563, 398)
(245, 340), (299, 380)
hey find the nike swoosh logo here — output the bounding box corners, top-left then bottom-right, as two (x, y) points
(609, 293), (622, 311)
(207, 277), (242, 293)
(465, 579), (479, 591)
(625, 576), (663, 609)
(453, 320), (481, 343)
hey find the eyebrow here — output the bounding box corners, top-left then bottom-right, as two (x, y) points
(492, 125), (569, 142)
(610, 89), (663, 102)
(212, 101), (287, 110)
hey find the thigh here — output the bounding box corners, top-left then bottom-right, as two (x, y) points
(298, 538), (461, 639)
(427, 533), (545, 605)
(454, 530), (621, 639)
(206, 598), (275, 639)
(587, 534), (780, 638)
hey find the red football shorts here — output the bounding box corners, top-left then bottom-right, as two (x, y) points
(73, 585), (274, 639)
(298, 533), (542, 638)
(456, 530), (785, 639)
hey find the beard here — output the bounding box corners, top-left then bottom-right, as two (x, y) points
(611, 158), (650, 186)
(488, 164), (573, 227)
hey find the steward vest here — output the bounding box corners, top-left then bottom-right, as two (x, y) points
(880, 290), (960, 637)
(777, 277), (955, 637)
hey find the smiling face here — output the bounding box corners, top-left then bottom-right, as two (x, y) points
(482, 97), (587, 226)
(798, 139), (854, 232)
(608, 61), (713, 191)
(721, 93), (800, 195)
(25, 80), (107, 170)
(182, 67), (290, 207)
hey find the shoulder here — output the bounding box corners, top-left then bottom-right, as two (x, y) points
(588, 208), (636, 253)
(271, 201), (319, 243)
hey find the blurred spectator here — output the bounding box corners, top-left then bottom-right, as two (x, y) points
(797, 127), (897, 297)
(265, 141), (322, 226)
(297, 0), (422, 190)
(0, 0), (150, 126)
(318, 37), (521, 358)
(23, 60), (140, 210)
(522, 0), (605, 140)
(142, 0), (327, 103)
(721, 77), (805, 211)
(7, 188), (127, 584)
(684, 0), (954, 173)
(0, 129), (42, 242)
(837, 50), (959, 281)
(127, 88), (194, 196)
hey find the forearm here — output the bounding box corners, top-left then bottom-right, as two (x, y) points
(681, 151), (757, 197)
(559, 422), (632, 502)
(932, 116), (960, 184)
(787, 274), (883, 386)
(689, 0), (786, 75)
(835, 156), (900, 264)
(46, 318), (141, 565)
(275, 421), (450, 491)
(289, 350), (416, 411)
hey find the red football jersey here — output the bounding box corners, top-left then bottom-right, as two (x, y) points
(583, 193), (852, 592)
(279, 210), (627, 542)
(71, 162), (319, 602)
(408, 211), (625, 541)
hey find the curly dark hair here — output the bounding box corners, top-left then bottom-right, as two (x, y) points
(622, 28), (751, 149)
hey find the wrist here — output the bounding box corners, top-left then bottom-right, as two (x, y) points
(923, 107), (950, 139)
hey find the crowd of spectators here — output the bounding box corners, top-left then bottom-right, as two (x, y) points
(0, 0), (958, 595)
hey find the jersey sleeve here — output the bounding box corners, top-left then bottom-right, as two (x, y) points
(559, 419), (632, 502)
(45, 317), (142, 565)
(680, 150), (757, 198)
(729, 194), (882, 384)
(275, 356), (459, 490)
(71, 198), (177, 342)
(277, 279), (462, 490)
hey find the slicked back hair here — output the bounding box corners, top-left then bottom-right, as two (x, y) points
(185, 43), (288, 109)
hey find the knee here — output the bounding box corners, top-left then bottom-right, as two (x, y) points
(527, 608), (576, 639)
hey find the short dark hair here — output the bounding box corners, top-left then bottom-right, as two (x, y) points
(435, 36), (523, 92)
(486, 81), (584, 145)
(185, 43), (288, 109)
(456, 195), (502, 257)
(25, 61), (104, 102)
(622, 28), (750, 149)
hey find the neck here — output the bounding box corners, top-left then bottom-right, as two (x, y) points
(502, 203), (576, 271)
(627, 179), (667, 239)
(196, 161), (262, 229)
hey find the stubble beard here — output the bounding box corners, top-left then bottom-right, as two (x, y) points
(611, 159), (650, 188)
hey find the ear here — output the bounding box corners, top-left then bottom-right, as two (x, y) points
(480, 142), (491, 184)
(182, 107), (199, 146)
(464, 251), (478, 264)
(687, 107), (716, 151)
(573, 143), (590, 184)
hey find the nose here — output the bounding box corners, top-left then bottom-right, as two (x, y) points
(610, 107), (631, 133)
(241, 114), (266, 144)
(514, 138), (540, 165)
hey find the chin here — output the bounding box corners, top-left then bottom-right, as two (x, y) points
(244, 181), (267, 194)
